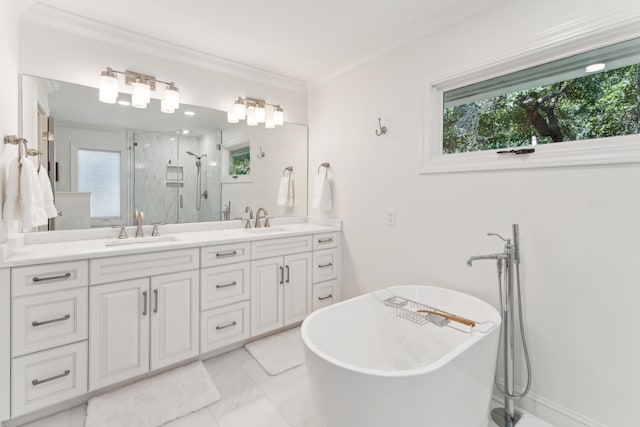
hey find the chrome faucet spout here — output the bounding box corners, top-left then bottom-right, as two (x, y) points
(255, 208), (268, 228)
(134, 209), (144, 238)
(466, 253), (507, 267)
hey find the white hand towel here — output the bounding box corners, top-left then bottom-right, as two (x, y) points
(2, 158), (21, 221)
(38, 167), (58, 218)
(277, 176), (295, 207)
(20, 156), (48, 231)
(312, 174), (332, 211)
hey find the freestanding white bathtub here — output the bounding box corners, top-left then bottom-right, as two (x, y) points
(301, 285), (502, 427)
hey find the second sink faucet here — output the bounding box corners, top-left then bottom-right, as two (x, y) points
(255, 208), (270, 228)
(134, 209), (144, 237)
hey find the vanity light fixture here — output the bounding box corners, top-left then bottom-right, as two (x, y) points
(228, 97), (284, 129)
(98, 67), (180, 113)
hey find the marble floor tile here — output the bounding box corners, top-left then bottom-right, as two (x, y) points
(216, 397), (290, 427)
(203, 351), (265, 419)
(162, 407), (219, 427)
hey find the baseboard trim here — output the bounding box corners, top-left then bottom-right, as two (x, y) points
(493, 384), (608, 427)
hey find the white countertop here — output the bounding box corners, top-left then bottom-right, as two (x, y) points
(1, 218), (341, 268)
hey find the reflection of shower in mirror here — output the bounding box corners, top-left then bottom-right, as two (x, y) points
(185, 151), (208, 211)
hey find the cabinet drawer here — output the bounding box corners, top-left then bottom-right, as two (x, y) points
(312, 232), (338, 250)
(313, 248), (338, 283)
(251, 236), (312, 260)
(312, 280), (337, 311)
(201, 262), (250, 310)
(12, 288), (88, 357)
(12, 260), (88, 297)
(89, 248), (199, 284)
(201, 242), (251, 268)
(11, 341), (88, 417)
(201, 301), (250, 353)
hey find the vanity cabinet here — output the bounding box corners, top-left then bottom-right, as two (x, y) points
(3, 224), (340, 422)
(251, 236), (313, 336)
(88, 270), (199, 391)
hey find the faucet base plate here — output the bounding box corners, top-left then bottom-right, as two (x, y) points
(491, 407), (522, 427)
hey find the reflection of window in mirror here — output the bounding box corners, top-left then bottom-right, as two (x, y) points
(77, 149), (121, 223)
(221, 141), (251, 183)
(229, 146), (250, 176)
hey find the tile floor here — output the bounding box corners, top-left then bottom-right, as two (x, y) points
(20, 347), (552, 427)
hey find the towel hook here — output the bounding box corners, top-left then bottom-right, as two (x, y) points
(282, 166), (293, 176)
(375, 118), (387, 136)
(256, 147), (265, 159)
(317, 162), (330, 177)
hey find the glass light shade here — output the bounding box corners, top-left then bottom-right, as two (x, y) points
(265, 119), (275, 129)
(132, 79), (151, 106)
(131, 94), (147, 109)
(99, 72), (118, 104)
(163, 85), (180, 110)
(161, 99), (175, 114)
(273, 107), (284, 126)
(227, 111), (239, 123)
(234, 99), (246, 120)
(255, 104), (266, 123)
(246, 105), (258, 126)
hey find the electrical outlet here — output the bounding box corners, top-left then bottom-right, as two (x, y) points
(386, 209), (396, 226)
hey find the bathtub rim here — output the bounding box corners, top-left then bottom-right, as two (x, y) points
(301, 284), (501, 378)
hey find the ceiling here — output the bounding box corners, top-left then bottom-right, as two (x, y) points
(27, 0), (511, 83)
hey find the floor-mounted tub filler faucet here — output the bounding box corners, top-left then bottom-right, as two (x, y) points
(467, 225), (531, 427)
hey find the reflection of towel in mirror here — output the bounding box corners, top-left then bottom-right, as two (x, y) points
(312, 175), (332, 211)
(20, 157), (48, 231)
(38, 167), (58, 218)
(277, 176), (294, 207)
(2, 158), (21, 221)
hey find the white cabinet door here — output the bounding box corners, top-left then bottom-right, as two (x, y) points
(283, 252), (312, 326)
(150, 270), (199, 370)
(89, 279), (150, 391)
(251, 257), (284, 336)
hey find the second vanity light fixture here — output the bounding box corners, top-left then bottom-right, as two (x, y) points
(99, 67), (180, 113)
(227, 97), (284, 129)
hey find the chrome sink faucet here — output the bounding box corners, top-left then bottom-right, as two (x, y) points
(254, 208), (270, 228)
(134, 209), (144, 238)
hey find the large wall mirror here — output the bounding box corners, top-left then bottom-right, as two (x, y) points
(20, 75), (308, 232)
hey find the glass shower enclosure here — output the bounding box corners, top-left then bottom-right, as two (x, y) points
(130, 130), (221, 225)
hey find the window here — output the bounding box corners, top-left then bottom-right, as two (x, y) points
(423, 31), (640, 173)
(77, 149), (121, 219)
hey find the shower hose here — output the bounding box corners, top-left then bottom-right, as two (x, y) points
(494, 259), (532, 400)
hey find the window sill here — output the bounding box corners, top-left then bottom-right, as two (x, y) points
(420, 135), (640, 174)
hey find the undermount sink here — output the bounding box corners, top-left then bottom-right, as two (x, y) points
(244, 226), (285, 234)
(104, 235), (178, 247)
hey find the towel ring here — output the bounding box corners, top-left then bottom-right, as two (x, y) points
(317, 162), (330, 176)
(282, 166), (293, 176)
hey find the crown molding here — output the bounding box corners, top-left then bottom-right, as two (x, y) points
(21, 3), (307, 94)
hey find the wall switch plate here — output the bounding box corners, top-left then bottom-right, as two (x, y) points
(386, 209), (396, 226)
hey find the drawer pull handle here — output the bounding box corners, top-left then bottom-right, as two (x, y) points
(216, 250), (238, 258)
(216, 321), (237, 330)
(318, 238), (334, 243)
(32, 272), (71, 283)
(318, 294), (333, 301)
(142, 291), (148, 316)
(153, 289), (159, 314)
(32, 369), (71, 386)
(318, 263), (333, 269)
(286, 265), (290, 283)
(216, 281), (237, 289)
(32, 314), (71, 327)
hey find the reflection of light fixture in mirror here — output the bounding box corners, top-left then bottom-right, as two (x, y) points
(99, 68), (118, 103)
(184, 111), (195, 116)
(585, 63), (606, 73)
(98, 67), (180, 113)
(182, 129), (190, 134)
(229, 96), (283, 128)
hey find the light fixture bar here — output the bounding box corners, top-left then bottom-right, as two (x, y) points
(98, 67), (180, 113)
(229, 96), (284, 128)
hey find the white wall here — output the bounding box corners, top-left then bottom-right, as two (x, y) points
(308, 1), (640, 426)
(0, 0), (21, 245)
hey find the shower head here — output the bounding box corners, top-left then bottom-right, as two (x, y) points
(185, 151), (207, 160)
